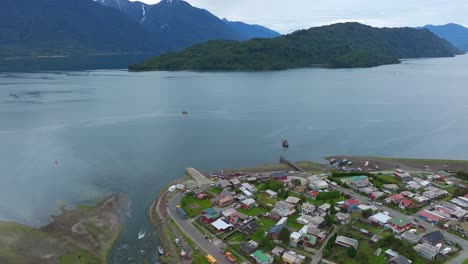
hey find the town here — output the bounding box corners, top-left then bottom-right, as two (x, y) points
(153, 158), (468, 264)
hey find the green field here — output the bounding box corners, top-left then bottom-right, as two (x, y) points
(180, 195), (212, 218)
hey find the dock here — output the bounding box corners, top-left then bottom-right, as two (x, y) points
(185, 167), (214, 185)
(280, 155), (304, 172)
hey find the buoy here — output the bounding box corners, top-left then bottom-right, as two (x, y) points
(54, 160), (58, 164)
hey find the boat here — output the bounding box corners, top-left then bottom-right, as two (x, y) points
(138, 230), (146, 239)
(181, 111), (188, 115)
(158, 246), (164, 256)
(282, 139), (289, 148)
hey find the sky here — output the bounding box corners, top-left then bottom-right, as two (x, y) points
(133, 0), (468, 33)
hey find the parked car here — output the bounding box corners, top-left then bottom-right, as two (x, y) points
(175, 238), (181, 246)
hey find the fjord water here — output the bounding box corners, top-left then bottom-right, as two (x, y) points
(1, 55), (468, 263)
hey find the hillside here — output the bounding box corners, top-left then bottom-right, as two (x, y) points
(0, 0), (159, 57)
(129, 22), (464, 71)
(223, 19), (281, 40)
(423, 23), (468, 51)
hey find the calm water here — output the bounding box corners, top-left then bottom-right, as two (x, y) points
(1, 54), (468, 263)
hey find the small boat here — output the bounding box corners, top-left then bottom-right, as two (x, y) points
(282, 139), (289, 148)
(181, 111), (188, 115)
(158, 246), (164, 256)
(138, 230), (146, 239)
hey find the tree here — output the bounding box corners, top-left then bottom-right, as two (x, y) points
(357, 251), (369, 264)
(340, 206), (348, 213)
(346, 246), (356, 257)
(279, 228), (291, 243)
(417, 187), (425, 194)
(326, 233), (337, 249)
(330, 203), (337, 215)
(324, 213), (333, 227)
(361, 209), (373, 218)
(291, 179), (301, 186)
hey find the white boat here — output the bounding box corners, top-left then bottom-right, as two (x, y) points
(138, 230), (146, 239)
(158, 246), (164, 256)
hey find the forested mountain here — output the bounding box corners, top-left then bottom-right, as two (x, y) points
(423, 23), (468, 51)
(129, 22), (464, 71)
(222, 19), (281, 40)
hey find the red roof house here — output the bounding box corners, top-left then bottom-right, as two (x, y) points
(399, 199), (413, 209)
(418, 210), (446, 224)
(385, 194), (404, 204)
(343, 199), (360, 210)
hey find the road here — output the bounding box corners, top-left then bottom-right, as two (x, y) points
(333, 185), (467, 264)
(167, 192), (230, 264)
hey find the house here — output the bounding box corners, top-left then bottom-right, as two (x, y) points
(309, 215), (325, 227)
(369, 191), (385, 199)
(296, 215), (315, 225)
(217, 196), (234, 207)
(268, 222), (285, 240)
(395, 169), (413, 182)
(383, 184), (399, 192)
(196, 193), (208, 200)
(251, 250), (274, 264)
(265, 189), (278, 198)
(282, 250), (306, 264)
(271, 246), (284, 256)
(211, 218), (234, 232)
(239, 187), (254, 197)
(422, 231), (444, 246)
(294, 185), (307, 193)
(399, 199), (413, 209)
(370, 212), (392, 225)
(357, 204), (377, 212)
(342, 199), (360, 211)
(450, 196), (468, 209)
(222, 208), (239, 222)
(335, 212), (351, 225)
(422, 187), (448, 199)
(335, 235), (359, 249)
(238, 219), (258, 235)
(271, 171), (288, 181)
(385, 193), (404, 204)
(200, 208), (220, 224)
(434, 205), (453, 218)
(289, 232), (302, 247)
(300, 226), (328, 241)
(400, 230), (423, 244)
(271, 201), (296, 217)
(406, 181), (422, 191)
(308, 180), (329, 190)
(386, 216), (412, 233)
(318, 203), (330, 213)
(385, 249), (400, 259)
(401, 191), (415, 198)
(242, 183), (257, 193)
(301, 203), (316, 215)
(414, 243), (438, 260)
(229, 178), (241, 188)
(240, 242), (257, 254)
(450, 208), (467, 219)
(343, 176), (369, 187)
(418, 210), (446, 224)
(216, 179), (232, 189)
(241, 198), (256, 209)
(412, 194), (430, 204)
(388, 255), (413, 264)
(193, 187), (208, 196)
(451, 221), (468, 236)
(285, 196), (301, 205)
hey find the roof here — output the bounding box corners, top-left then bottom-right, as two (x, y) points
(239, 220), (258, 235)
(345, 199), (360, 206)
(211, 219), (233, 230)
(424, 231), (444, 246)
(387, 193), (404, 201)
(385, 249), (399, 257)
(242, 198), (256, 205)
(418, 210), (446, 222)
(222, 208), (237, 217)
(285, 196), (301, 204)
(301, 203), (316, 210)
(336, 212), (351, 220)
(201, 208), (219, 218)
(414, 243), (438, 256)
(290, 231), (302, 240)
(271, 246), (284, 256)
(296, 215), (314, 224)
(251, 250), (271, 262)
(388, 216), (411, 227)
(335, 235), (359, 249)
(346, 176), (369, 182)
(370, 212), (392, 224)
(301, 233), (317, 244)
(400, 199), (413, 206)
(240, 242), (256, 254)
(266, 189), (278, 196)
(268, 224), (284, 235)
(401, 230), (423, 244)
(389, 255), (413, 264)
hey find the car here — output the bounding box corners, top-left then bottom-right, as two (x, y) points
(446, 241), (453, 246)
(175, 238), (181, 246)
(376, 202), (383, 206)
(418, 224), (426, 230)
(176, 204), (181, 208)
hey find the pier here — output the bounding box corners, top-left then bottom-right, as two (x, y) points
(279, 155), (304, 172)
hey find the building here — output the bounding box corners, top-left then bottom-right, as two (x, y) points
(282, 250), (306, 264)
(369, 191), (385, 199)
(300, 226), (328, 241)
(271, 201), (296, 217)
(370, 212), (392, 225)
(335, 235), (359, 249)
(251, 250), (274, 264)
(216, 179), (232, 189)
(422, 231), (444, 246)
(422, 187), (448, 199)
(388, 255), (413, 264)
(308, 180), (329, 190)
(271, 246), (284, 256)
(401, 191), (415, 198)
(239, 187), (254, 197)
(450, 196), (468, 209)
(318, 203), (330, 213)
(451, 208), (467, 219)
(342, 199), (360, 211)
(451, 221), (468, 236)
(265, 189), (278, 198)
(221, 208), (239, 221)
(289, 232), (302, 247)
(200, 208), (220, 224)
(386, 216), (412, 233)
(241, 198), (256, 209)
(383, 184), (399, 192)
(385, 193), (404, 204)
(418, 210), (446, 224)
(268, 218), (287, 239)
(285, 196), (301, 205)
(343, 175), (369, 187)
(229, 178), (241, 188)
(271, 171), (288, 181)
(211, 218), (234, 232)
(399, 199), (413, 209)
(357, 204), (377, 212)
(217, 196), (234, 207)
(412, 194), (430, 204)
(414, 243), (438, 260)
(240, 242), (257, 254)
(242, 183), (257, 193)
(296, 215), (315, 225)
(301, 203), (316, 215)
(309, 215), (325, 227)
(400, 230), (423, 244)
(238, 219), (258, 235)
(395, 169), (413, 182)
(335, 212), (351, 225)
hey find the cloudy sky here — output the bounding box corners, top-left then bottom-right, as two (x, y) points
(133, 0), (468, 33)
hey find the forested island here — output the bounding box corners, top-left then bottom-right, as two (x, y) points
(129, 22), (464, 71)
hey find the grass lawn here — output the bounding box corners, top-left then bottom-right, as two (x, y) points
(254, 193), (277, 207)
(207, 187), (222, 195)
(353, 220), (381, 235)
(180, 195), (212, 218)
(286, 213), (304, 230)
(236, 207), (269, 216)
(58, 249), (100, 264)
(373, 174), (403, 185)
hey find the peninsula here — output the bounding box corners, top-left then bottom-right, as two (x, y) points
(129, 22), (464, 71)
(152, 156), (467, 264)
(0, 195), (127, 264)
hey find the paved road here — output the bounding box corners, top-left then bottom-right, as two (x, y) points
(333, 186), (467, 264)
(167, 192), (230, 264)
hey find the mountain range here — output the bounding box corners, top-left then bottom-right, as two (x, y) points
(129, 22), (464, 71)
(0, 0), (280, 57)
(423, 23), (468, 51)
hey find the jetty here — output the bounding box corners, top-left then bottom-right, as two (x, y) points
(280, 155), (304, 172)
